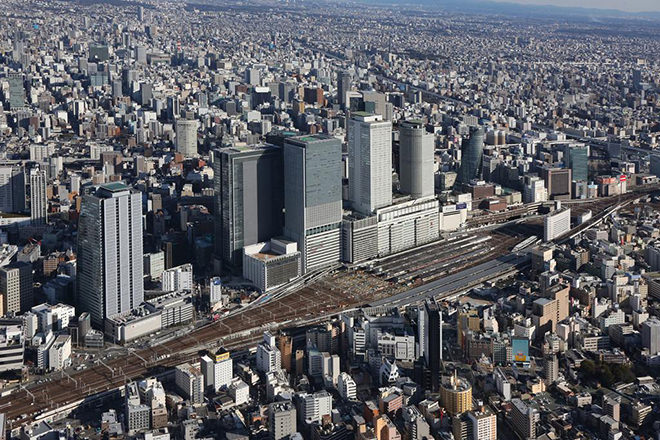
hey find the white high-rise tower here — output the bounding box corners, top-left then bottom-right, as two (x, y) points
(348, 112), (392, 215)
(77, 183), (144, 326)
(29, 167), (48, 225)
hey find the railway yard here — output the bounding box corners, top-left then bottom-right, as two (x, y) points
(1, 190), (656, 430)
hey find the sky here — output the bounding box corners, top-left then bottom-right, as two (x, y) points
(489, 0), (660, 13)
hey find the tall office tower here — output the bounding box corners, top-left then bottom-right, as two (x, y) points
(641, 317), (660, 355)
(337, 71), (351, 108)
(135, 45), (147, 64)
(29, 168), (48, 225)
(632, 68), (642, 90)
(456, 127), (485, 186)
(348, 113), (392, 214)
(269, 401), (297, 440)
(399, 120), (435, 199)
(541, 167), (572, 199)
(424, 299), (443, 392)
(0, 262), (33, 314)
(0, 166), (25, 213)
(283, 135), (342, 273)
(175, 118), (198, 157)
(212, 146), (284, 268)
(77, 183), (144, 327)
(564, 144), (588, 182)
(139, 82), (152, 106)
(137, 5), (144, 21)
(6, 73), (25, 110)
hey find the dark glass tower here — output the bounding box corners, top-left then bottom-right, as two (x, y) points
(213, 146), (284, 269)
(457, 127), (485, 186)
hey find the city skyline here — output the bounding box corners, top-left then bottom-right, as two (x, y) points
(0, 0), (658, 437)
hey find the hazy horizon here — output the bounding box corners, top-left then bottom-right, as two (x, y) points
(488, 0), (660, 13)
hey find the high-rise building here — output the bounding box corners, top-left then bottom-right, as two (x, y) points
(77, 183), (144, 327)
(523, 175), (547, 204)
(175, 363), (204, 404)
(7, 73), (26, 110)
(510, 398), (539, 440)
(457, 127), (485, 186)
(543, 208), (571, 242)
(564, 144), (589, 182)
(399, 120), (435, 199)
(29, 168), (48, 225)
(421, 299), (443, 392)
(0, 166), (25, 213)
(542, 167), (572, 199)
(300, 391), (332, 424)
(269, 401), (297, 440)
(467, 408), (497, 440)
(175, 118), (199, 157)
(256, 331), (281, 374)
(0, 323), (24, 373)
(201, 349), (233, 392)
(337, 372), (357, 400)
(544, 354), (558, 385)
(0, 262), (33, 314)
(212, 146), (284, 268)
(283, 135), (342, 273)
(337, 71), (351, 108)
(161, 263), (193, 292)
(440, 371), (472, 415)
(641, 317), (660, 355)
(348, 112), (392, 214)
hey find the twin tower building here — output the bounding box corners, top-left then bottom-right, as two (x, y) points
(213, 112), (436, 276)
(76, 113), (435, 326)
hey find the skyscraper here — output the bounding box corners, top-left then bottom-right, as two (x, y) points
(399, 120), (435, 199)
(77, 183), (144, 327)
(564, 144), (588, 182)
(457, 127), (484, 186)
(283, 135), (342, 273)
(212, 145), (284, 268)
(337, 71), (351, 108)
(7, 73), (25, 110)
(0, 166), (25, 213)
(348, 112), (392, 214)
(29, 168), (47, 225)
(175, 118), (199, 157)
(424, 298), (443, 392)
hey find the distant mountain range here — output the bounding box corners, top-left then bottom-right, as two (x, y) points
(353, 0), (660, 21)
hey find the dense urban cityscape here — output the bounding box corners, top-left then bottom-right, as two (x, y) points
(0, 0), (660, 439)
